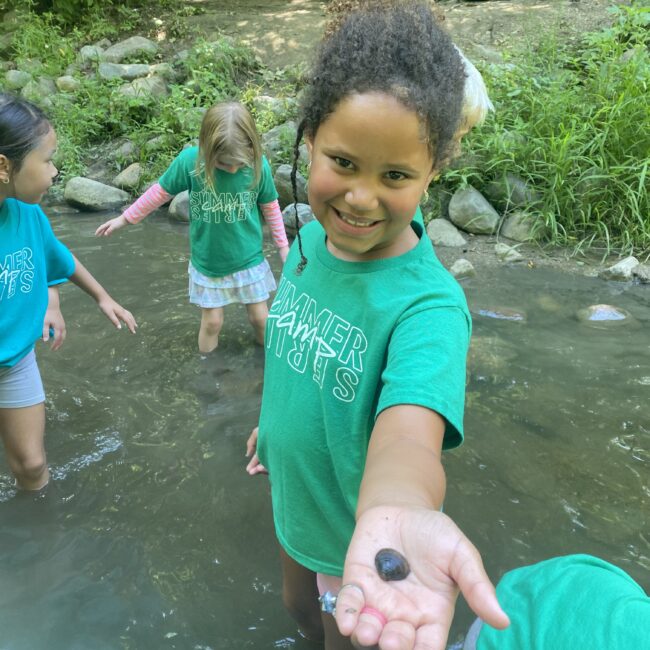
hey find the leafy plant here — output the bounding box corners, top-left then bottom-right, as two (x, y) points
(445, 2), (650, 255)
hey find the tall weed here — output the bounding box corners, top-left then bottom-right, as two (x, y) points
(447, 3), (650, 254)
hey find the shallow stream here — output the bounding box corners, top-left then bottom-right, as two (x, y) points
(1, 208), (648, 649)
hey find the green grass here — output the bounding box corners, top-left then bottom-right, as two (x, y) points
(444, 3), (650, 256)
(2, 1), (648, 255)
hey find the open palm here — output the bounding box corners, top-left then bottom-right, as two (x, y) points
(335, 506), (509, 650)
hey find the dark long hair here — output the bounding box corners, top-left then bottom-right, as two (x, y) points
(0, 93), (51, 173)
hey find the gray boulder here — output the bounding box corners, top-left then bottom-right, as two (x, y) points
(449, 186), (500, 234)
(495, 242), (525, 263)
(101, 36), (158, 63)
(632, 264), (650, 284)
(282, 203), (314, 236)
(20, 78), (56, 107)
(64, 177), (130, 211)
(98, 62), (151, 81)
(55, 75), (81, 92)
(169, 191), (190, 223)
(500, 210), (545, 242)
(78, 45), (103, 64)
(112, 163), (143, 191)
(4, 69), (31, 90)
(598, 256), (639, 281)
(449, 258), (475, 280)
(262, 121), (297, 165)
(484, 173), (541, 211)
(274, 164), (308, 208)
(118, 76), (169, 100)
(426, 218), (467, 247)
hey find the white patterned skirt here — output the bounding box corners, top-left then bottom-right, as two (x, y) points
(188, 259), (277, 308)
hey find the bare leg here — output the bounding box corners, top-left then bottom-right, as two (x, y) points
(245, 300), (268, 345)
(279, 548), (361, 649)
(0, 403), (48, 490)
(280, 547), (325, 644)
(198, 307), (224, 354)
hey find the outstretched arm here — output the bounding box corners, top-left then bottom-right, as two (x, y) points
(95, 183), (173, 236)
(334, 405), (509, 650)
(69, 255), (137, 333)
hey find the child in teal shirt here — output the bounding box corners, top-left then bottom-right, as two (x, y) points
(465, 554), (650, 650)
(1, 93), (136, 491)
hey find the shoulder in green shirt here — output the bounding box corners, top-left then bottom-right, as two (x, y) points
(476, 554), (650, 650)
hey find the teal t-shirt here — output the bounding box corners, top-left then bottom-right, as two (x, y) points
(0, 199), (75, 367)
(477, 554), (650, 650)
(158, 148), (278, 277)
(257, 220), (471, 575)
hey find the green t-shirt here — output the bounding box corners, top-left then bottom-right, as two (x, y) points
(477, 554), (650, 650)
(159, 148), (278, 277)
(257, 220), (471, 575)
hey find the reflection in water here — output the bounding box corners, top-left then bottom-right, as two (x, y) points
(0, 210), (648, 648)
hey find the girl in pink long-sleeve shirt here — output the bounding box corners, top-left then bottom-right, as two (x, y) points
(96, 102), (289, 354)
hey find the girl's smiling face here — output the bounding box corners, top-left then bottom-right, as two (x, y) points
(306, 92), (437, 262)
(1, 127), (58, 204)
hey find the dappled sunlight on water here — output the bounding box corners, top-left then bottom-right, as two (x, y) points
(1, 210), (648, 648)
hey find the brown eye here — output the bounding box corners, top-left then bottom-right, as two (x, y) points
(333, 156), (353, 169)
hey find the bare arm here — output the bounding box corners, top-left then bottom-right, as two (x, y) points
(357, 404), (446, 515)
(335, 404), (509, 650)
(69, 255), (137, 333)
(95, 183), (173, 236)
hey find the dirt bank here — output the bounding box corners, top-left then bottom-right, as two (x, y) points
(188, 0), (624, 69)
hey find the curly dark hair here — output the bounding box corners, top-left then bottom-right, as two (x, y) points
(291, 0), (465, 272)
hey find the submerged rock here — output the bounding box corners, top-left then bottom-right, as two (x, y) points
(467, 334), (517, 384)
(473, 306), (527, 323)
(576, 304), (634, 328)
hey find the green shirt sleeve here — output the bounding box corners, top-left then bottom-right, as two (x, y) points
(158, 148), (197, 195)
(377, 305), (470, 449)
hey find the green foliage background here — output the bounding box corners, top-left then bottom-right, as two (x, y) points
(0, 0), (648, 255)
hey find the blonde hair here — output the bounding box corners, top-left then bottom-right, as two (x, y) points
(197, 101), (262, 192)
(455, 45), (494, 136)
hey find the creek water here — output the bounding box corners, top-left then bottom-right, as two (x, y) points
(1, 208), (648, 649)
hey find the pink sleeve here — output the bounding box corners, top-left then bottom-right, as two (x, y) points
(123, 183), (174, 224)
(260, 200), (289, 249)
